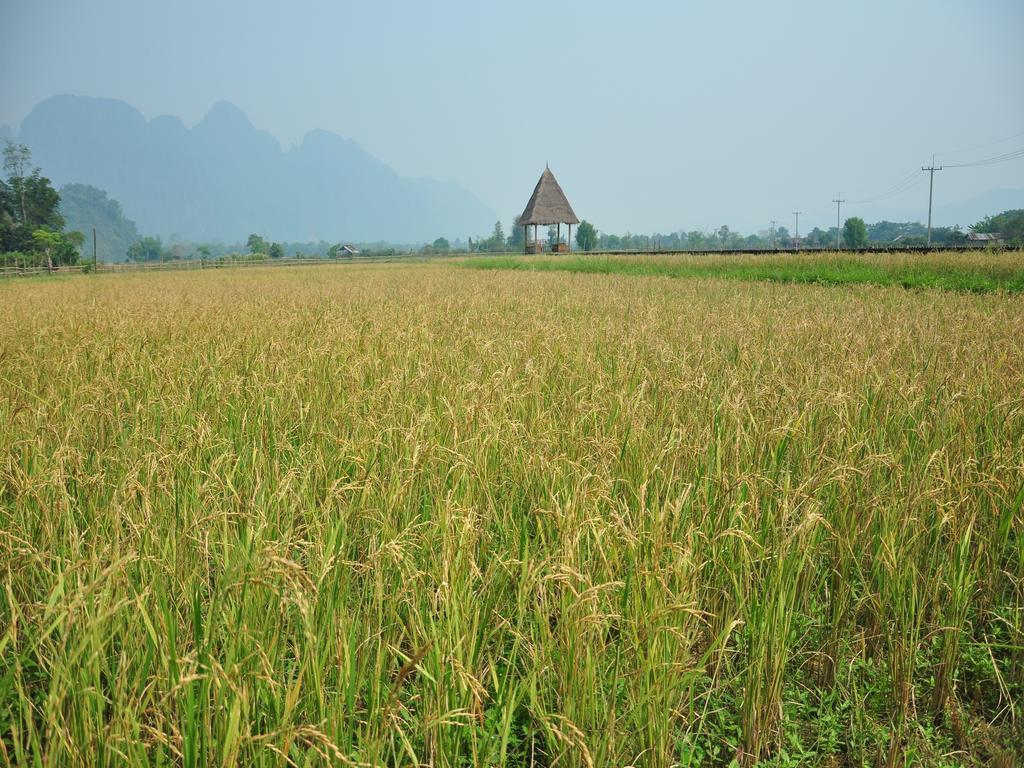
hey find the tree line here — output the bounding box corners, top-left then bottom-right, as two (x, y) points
(448, 213), (1017, 255)
(4, 139), (1020, 269)
(141, 210), (1024, 262)
(569, 217), (987, 252)
(0, 142), (84, 269)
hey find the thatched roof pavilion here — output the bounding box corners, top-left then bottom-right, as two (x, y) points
(519, 166), (579, 253)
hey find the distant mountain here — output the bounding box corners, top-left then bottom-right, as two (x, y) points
(854, 188), (1024, 230)
(16, 95), (496, 243)
(932, 188), (1024, 228)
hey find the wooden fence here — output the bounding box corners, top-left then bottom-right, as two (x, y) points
(0, 253), (430, 279)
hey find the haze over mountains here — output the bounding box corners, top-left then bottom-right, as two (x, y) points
(15, 95), (497, 243)
(9, 95), (1021, 249)
(847, 188), (1024, 234)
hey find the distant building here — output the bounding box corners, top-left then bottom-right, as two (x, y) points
(966, 232), (1003, 246)
(341, 244), (360, 256)
(518, 166), (579, 254)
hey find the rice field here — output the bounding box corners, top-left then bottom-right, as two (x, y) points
(464, 251), (1024, 293)
(1, 255), (1023, 766)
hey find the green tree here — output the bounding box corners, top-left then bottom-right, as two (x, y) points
(165, 241), (192, 261)
(805, 227), (830, 247)
(0, 177), (15, 247)
(31, 228), (79, 270)
(126, 236), (165, 262)
(3, 142), (62, 231)
(23, 174), (63, 231)
(2, 142), (66, 255)
(432, 237), (450, 251)
(575, 220), (598, 251)
(972, 209), (1024, 246)
(66, 230), (85, 256)
(247, 234), (268, 255)
(269, 242), (285, 259)
(197, 244), (212, 259)
(842, 217), (869, 248)
(32, 229), (61, 271)
(478, 222), (506, 252)
(716, 225), (731, 249)
(925, 226), (966, 246)
(509, 216), (524, 249)
(867, 221), (926, 245)
(0, 146), (103, 268)
(3, 141), (32, 224)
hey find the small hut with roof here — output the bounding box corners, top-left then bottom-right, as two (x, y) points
(518, 166), (579, 253)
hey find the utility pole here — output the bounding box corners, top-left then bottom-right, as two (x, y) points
(832, 196), (845, 249)
(769, 220), (777, 250)
(93, 227), (98, 271)
(792, 211), (802, 250)
(922, 156), (943, 247)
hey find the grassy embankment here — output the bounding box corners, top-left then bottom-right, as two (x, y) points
(463, 250), (1024, 293)
(1, 261), (1023, 766)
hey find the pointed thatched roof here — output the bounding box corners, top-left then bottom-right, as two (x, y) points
(518, 167), (579, 226)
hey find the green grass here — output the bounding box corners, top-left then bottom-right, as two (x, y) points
(463, 251), (1024, 293)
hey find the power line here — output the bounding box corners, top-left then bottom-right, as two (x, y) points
(840, 145), (1020, 214)
(944, 146), (1024, 168)
(776, 133), (1023, 245)
(844, 145), (1022, 245)
(935, 129), (1024, 158)
(919, 145), (1022, 245)
(847, 168), (925, 204)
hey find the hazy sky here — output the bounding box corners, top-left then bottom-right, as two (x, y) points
(2, 0), (1022, 235)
